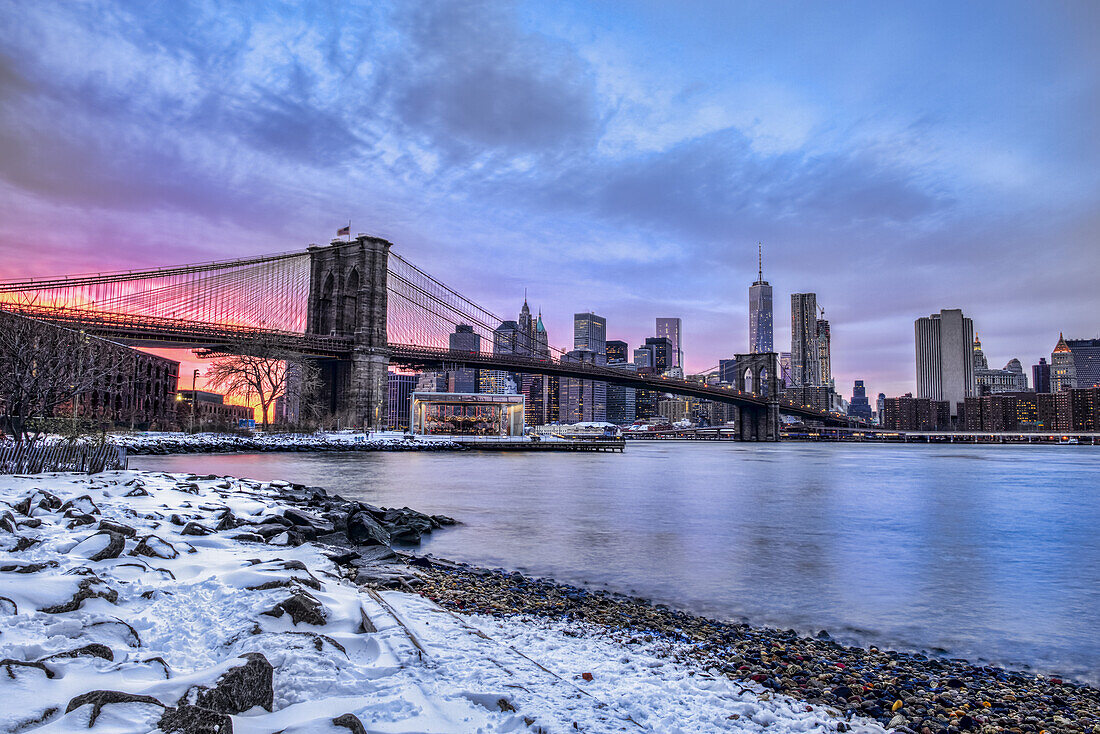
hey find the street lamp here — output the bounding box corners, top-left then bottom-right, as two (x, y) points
(189, 369), (200, 433)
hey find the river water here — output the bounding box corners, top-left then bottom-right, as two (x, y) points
(133, 443), (1100, 683)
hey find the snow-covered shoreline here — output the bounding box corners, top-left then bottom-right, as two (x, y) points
(1, 470), (882, 733)
(110, 431), (462, 455)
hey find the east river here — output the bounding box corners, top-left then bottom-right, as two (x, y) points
(133, 442), (1100, 684)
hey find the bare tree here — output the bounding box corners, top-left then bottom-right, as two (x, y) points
(203, 336), (319, 430)
(0, 311), (123, 443)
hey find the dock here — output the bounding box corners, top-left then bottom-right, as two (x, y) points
(451, 437), (625, 452)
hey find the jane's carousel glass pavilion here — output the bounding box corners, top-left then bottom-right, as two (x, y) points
(409, 392), (525, 437)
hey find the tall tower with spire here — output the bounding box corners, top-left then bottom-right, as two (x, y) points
(1051, 333), (1077, 393)
(748, 242), (774, 354)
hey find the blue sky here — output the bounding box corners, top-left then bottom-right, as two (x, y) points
(1, 1), (1097, 396)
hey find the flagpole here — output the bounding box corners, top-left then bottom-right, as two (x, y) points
(347, 220), (352, 242)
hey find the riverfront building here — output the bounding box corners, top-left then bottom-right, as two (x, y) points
(386, 372), (419, 430)
(64, 335), (180, 429)
(748, 245), (773, 354)
(1066, 338), (1100, 388)
(1033, 358), (1051, 393)
(848, 380), (873, 421)
(972, 337), (1028, 394)
(915, 309), (976, 416)
(177, 390), (253, 430)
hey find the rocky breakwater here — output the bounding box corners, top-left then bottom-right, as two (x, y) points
(114, 433), (462, 455)
(413, 563), (1100, 734)
(202, 476), (458, 552)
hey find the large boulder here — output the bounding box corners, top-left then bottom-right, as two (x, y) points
(346, 511), (389, 546)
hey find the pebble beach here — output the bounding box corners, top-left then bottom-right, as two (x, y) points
(412, 563), (1100, 734)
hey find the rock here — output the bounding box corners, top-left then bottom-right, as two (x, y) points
(98, 519), (137, 539)
(229, 533), (264, 543)
(40, 643), (115, 663)
(387, 524), (422, 544)
(180, 522), (212, 536)
(60, 495), (100, 516)
(261, 592), (327, 626)
(332, 712), (368, 734)
(14, 490), (62, 516)
(179, 652), (273, 714)
(40, 577), (118, 613)
(158, 704), (232, 733)
(0, 510), (16, 532)
(0, 658), (55, 679)
(346, 511), (390, 546)
(65, 690), (165, 727)
(283, 508), (332, 532)
(71, 531), (125, 562)
(889, 714), (908, 729)
(214, 512), (238, 531)
(0, 560), (58, 573)
(132, 534), (179, 559)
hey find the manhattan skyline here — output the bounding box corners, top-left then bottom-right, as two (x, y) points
(1, 2), (1098, 397)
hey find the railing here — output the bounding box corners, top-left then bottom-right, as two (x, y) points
(0, 443), (128, 474)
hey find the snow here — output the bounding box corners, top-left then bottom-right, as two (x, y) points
(107, 430), (462, 453)
(0, 471), (885, 733)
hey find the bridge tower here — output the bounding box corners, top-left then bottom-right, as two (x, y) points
(307, 236), (391, 429)
(732, 352), (780, 441)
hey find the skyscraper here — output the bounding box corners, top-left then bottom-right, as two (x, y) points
(606, 340), (628, 363)
(656, 318), (683, 369)
(915, 309), (976, 415)
(559, 349), (606, 423)
(1051, 333), (1078, 393)
(1033, 357), (1051, 393)
(1066, 338), (1100, 388)
(448, 324), (480, 353)
(876, 393), (886, 424)
(574, 312), (607, 355)
(645, 336), (674, 374)
(816, 312), (831, 387)
(790, 293), (819, 387)
(748, 244), (773, 354)
(848, 380), (872, 420)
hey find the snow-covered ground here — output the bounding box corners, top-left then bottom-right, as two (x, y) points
(0, 471), (883, 733)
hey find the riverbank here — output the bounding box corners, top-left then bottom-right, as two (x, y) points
(111, 431), (461, 455)
(1, 471), (886, 733)
(412, 563), (1099, 733)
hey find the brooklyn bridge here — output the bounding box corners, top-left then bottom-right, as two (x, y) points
(0, 235), (864, 440)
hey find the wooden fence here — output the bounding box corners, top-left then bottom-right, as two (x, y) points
(0, 443), (128, 474)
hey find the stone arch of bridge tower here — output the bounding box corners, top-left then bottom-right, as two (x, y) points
(343, 268), (360, 333)
(318, 272), (335, 335)
(307, 236), (392, 429)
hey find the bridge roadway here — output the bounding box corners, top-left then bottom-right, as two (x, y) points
(387, 344), (859, 427)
